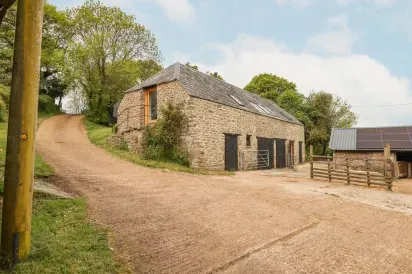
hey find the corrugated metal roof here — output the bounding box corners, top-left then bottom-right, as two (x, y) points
(329, 128), (357, 150)
(330, 126), (412, 151)
(125, 63), (302, 125)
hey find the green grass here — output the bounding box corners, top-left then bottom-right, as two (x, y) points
(0, 118), (127, 273)
(0, 198), (126, 274)
(84, 119), (233, 176)
(0, 123), (54, 179)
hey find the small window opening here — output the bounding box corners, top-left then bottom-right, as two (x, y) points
(246, 135), (251, 147)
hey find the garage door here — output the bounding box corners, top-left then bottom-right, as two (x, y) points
(276, 139), (286, 168)
(257, 137), (274, 169)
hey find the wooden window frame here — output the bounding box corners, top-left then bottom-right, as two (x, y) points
(246, 135), (252, 147)
(145, 86), (157, 125)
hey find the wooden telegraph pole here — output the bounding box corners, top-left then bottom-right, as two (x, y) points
(1, 0), (44, 264)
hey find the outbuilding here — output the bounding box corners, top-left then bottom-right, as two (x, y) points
(330, 126), (412, 178)
(116, 62), (305, 171)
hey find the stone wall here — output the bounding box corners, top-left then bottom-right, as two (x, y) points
(184, 97), (305, 170)
(117, 81), (190, 153)
(117, 80), (305, 170)
(333, 151), (396, 173)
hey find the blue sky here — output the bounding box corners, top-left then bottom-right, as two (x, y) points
(52, 0), (412, 126)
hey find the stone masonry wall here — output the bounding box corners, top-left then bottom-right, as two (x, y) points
(117, 80), (305, 170)
(185, 97), (305, 170)
(333, 151), (396, 173)
(117, 81), (190, 153)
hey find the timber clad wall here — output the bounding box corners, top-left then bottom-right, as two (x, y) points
(117, 81), (305, 170)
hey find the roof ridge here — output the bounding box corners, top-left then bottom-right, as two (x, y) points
(173, 62), (181, 80)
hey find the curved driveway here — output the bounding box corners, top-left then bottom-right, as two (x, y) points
(37, 115), (412, 273)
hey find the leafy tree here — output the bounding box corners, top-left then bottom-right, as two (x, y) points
(185, 62), (198, 70)
(244, 73), (297, 102)
(0, 3), (70, 107)
(305, 91), (357, 154)
(135, 59), (163, 82)
(207, 71), (224, 81)
(185, 62), (224, 81)
(66, 0), (162, 124)
(0, 3), (16, 86)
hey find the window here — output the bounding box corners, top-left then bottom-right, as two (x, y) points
(145, 87), (157, 124)
(229, 94), (244, 106)
(149, 90), (157, 120)
(246, 135), (251, 147)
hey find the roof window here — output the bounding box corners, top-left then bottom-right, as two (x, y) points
(229, 94), (244, 106)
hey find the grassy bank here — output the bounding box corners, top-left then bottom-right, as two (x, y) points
(0, 199), (124, 273)
(84, 119), (233, 176)
(0, 123), (53, 182)
(0, 120), (126, 273)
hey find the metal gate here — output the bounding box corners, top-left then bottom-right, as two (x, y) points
(240, 150), (270, 170)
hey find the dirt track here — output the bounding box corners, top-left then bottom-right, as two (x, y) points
(37, 115), (412, 273)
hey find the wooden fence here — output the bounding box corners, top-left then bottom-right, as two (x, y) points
(310, 155), (395, 191)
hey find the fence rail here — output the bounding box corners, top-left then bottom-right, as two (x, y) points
(310, 155), (394, 191)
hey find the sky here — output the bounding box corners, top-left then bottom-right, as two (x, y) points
(52, 0), (412, 127)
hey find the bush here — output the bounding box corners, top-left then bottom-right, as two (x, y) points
(141, 103), (190, 166)
(38, 94), (60, 114)
(0, 85), (10, 122)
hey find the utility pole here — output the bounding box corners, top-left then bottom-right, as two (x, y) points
(1, 0), (44, 264)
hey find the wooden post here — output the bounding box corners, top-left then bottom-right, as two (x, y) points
(384, 143), (392, 190)
(310, 145), (313, 179)
(1, 0), (45, 264)
(366, 159), (370, 187)
(327, 158), (331, 182)
(346, 158), (350, 185)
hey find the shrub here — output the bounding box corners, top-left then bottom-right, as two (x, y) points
(38, 94), (60, 114)
(0, 85), (10, 122)
(141, 103), (189, 166)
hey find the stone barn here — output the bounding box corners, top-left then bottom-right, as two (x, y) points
(116, 62), (305, 171)
(330, 126), (412, 178)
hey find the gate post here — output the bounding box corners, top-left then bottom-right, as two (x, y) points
(346, 159), (350, 185)
(310, 145), (313, 179)
(327, 158), (331, 182)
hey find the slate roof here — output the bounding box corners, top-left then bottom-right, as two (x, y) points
(329, 126), (412, 151)
(126, 62), (302, 125)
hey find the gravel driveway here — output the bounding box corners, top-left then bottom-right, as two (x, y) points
(37, 115), (412, 273)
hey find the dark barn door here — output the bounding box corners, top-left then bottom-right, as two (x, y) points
(299, 142), (303, 164)
(225, 134), (238, 171)
(276, 139), (286, 168)
(257, 137), (274, 169)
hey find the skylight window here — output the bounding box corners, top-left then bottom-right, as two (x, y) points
(229, 94), (244, 106)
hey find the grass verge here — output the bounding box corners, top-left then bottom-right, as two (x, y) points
(0, 119), (127, 273)
(0, 198), (125, 274)
(84, 119), (233, 176)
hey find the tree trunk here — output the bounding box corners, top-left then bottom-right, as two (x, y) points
(58, 96), (63, 110)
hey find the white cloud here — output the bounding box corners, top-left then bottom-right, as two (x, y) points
(274, 0), (311, 8)
(177, 35), (412, 127)
(152, 0), (195, 22)
(337, 0), (397, 7)
(101, 0), (195, 22)
(307, 14), (357, 55)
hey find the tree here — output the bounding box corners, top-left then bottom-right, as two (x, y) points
(244, 73), (297, 102)
(305, 91), (357, 154)
(0, 3), (70, 107)
(185, 62), (224, 81)
(207, 71), (224, 81)
(66, 0), (162, 124)
(135, 59), (163, 82)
